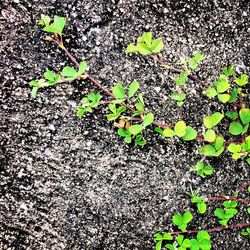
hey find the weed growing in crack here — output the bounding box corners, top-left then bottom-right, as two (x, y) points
(29, 15), (250, 249)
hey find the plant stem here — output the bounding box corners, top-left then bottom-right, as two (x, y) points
(150, 54), (209, 87)
(236, 181), (250, 193)
(206, 196), (250, 204)
(169, 222), (250, 235)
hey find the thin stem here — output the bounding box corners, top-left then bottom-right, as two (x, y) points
(236, 181), (250, 193)
(206, 196), (250, 204)
(169, 222), (250, 236)
(150, 54), (209, 87)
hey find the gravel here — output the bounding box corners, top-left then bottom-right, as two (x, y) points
(0, 0), (250, 249)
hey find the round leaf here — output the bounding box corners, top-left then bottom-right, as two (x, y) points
(174, 121), (187, 137)
(229, 122), (243, 135)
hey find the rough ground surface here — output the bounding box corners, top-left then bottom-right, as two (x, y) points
(0, 0), (250, 249)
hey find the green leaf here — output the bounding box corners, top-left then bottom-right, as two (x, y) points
(62, 66), (78, 79)
(198, 202), (207, 214)
(172, 214), (183, 226)
(128, 81), (140, 98)
(182, 211), (193, 224)
(235, 74), (248, 86)
(177, 235), (184, 245)
(228, 88), (239, 103)
(194, 51), (205, 62)
(31, 87), (38, 98)
(213, 136), (224, 150)
(203, 145), (216, 156)
(43, 16), (66, 34)
(76, 107), (85, 119)
(151, 38), (164, 53)
(117, 128), (130, 137)
(78, 61), (87, 76)
(182, 126), (197, 141)
(218, 93), (230, 103)
(174, 121), (187, 137)
(125, 44), (138, 54)
(189, 58), (198, 70)
(108, 103), (116, 113)
(242, 124), (249, 135)
(112, 83), (126, 99)
(107, 114), (119, 121)
(163, 128), (175, 138)
(190, 239), (199, 250)
(204, 129), (216, 143)
(214, 75), (230, 93)
(199, 239), (211, 250)
(128, 125), (143, 135)
(38, 14), (51, 26)
(225, 111), (238, 120)
(197, 231), (210, 241)
(137, 43), (151, 55)
(124, 136), (132, 143)
(44, 70), (54, 82)
(142, 32), (152, 47)
(174, 72), (188, 86)
(229, 122), (243, 135)
(205, 87), (218, 98)
(203, 112), (224, 129)
(227, 143), (242, 153)
(222, 64), (235, 76)
(171, 92), (186, 101)
(239, 108), (250, 125)
(54, 16), (66, 34)
(203, 165), (213, 175)
(143, 113), (154, 127)
(155, 240), (162, 250)
(214, 208), (225, 219)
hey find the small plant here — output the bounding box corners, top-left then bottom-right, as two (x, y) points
(205, 64), (248, 104)
(214, 200), (238, 226)
(155, 121), (197, 141)
(190, 162), (213, 177)
(126, 32), (164, 55)
(77, 92), (102, 118)
(172, 211), (193, 231)
(169, 51), (205, 106)
(30, 15), (250, 250)
(191, 195), (207, 214)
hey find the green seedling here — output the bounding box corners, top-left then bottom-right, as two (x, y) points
(205, 65), (248, 104)
(77, 92), (102, 118)
(154, 233), (173, 250)
(155, 121), (197, 141)
(162, 231), (211, 250)
(227, 108), (250, 136)
(38, 14), (66, 36)
(170, 92), (186, 107)
(126, 32), (164, 55)
(199, 136), (225, 157)
(190, 162), (213, 178)
(172, 211), (193, 232)
(30, 61), (87, 97)
(165, 235), (191, 250)
(191, 195), (207, 214)
(214, 200), (238, 226)
(227, 135), (250, 164)
(170, 51), (205, 106)
(189, 231), (211, 250)
(221, 64), (235, 76)
(235, 74), (248, 86)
